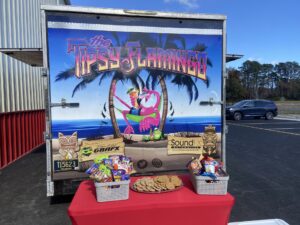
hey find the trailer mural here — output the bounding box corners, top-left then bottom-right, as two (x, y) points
(48, 27), (223, 177)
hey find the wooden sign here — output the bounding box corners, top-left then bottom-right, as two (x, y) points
(202, 125), (218, 155)
(167, 136), (203, 155)
(79, 138), (125, 162)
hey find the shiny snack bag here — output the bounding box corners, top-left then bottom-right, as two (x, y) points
(204, 162), (215, 173)
(99, 164), (111, 175)
(103, 159), (113, 168)
(86, 163), (99, 175)
(188, 158), (202, 174)
(121, 174), (130, 181)
(112, 169), (126, 181)
(90, 170), (104, 182)
(94, 154), (109, 164)
(109, 155), (122, 163)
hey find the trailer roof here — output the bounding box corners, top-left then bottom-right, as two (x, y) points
(40, 5), (226, 20)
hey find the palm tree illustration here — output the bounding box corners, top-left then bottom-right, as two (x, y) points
(56, 34), (147, 137)
(125, 33), (212, 132)
(55, 32), (212, 138)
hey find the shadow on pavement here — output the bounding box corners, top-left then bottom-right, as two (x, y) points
(0, 145), (72, 225)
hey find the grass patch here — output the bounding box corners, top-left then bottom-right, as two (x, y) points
(275, 101), (300, 115)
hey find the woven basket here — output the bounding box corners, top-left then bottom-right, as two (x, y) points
(94, 180), (130, 202)
(190, 171), (229, 195)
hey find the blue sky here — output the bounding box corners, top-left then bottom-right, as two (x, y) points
(71, 0), (300, 68)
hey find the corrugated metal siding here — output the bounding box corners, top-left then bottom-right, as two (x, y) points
(0, 0), (67, 49)
(0, 0), (68, 113)
(0, 110), (46, 169)
(0, 54), (44, 112)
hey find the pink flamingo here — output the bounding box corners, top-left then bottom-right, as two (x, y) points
(112, 83), (161, 134)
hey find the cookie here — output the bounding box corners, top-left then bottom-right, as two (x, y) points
(156, 175), (169, 183)
(133, 176), (182, 193)
(166, 182), (175, 190)
(170, 176), (182, 187)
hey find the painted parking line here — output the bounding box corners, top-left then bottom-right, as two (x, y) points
(233, 122), (300, 125)
(271, 127), (300, 130)
(227, 122), (300, 136)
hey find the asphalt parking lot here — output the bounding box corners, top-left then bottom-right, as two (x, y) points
(227, 118), (300, 224)
(0, 118), (299, 225)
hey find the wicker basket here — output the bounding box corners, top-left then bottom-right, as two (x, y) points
(190, 171), (229, 195)
(94, 180), (130, 202)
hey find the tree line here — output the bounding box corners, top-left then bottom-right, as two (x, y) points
(226, 60), (300, 102)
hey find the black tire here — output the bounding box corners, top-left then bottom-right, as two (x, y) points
(233, 112), (242, 121)
(265, 111), (274, 120)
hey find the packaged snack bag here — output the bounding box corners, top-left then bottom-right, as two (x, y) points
(94, 154), (109, 164)
(188, 158), (202, 174)
(112, 169), (126, 181)
(86, 163), (99, 175)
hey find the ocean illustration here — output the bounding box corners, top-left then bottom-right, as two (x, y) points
(51, 116), (221, 138)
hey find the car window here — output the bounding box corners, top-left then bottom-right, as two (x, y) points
(233, 100), (248, 107)
(266, 102), (276, 107)
(255, 101), (267, 107)
(244, 101), (255, 107)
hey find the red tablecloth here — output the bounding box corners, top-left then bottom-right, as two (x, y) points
(68, 175), (234, 225)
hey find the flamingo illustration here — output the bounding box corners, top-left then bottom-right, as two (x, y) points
(112, 83), (161, 134)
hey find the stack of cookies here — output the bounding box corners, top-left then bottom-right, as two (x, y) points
(132, 175), (182, 193)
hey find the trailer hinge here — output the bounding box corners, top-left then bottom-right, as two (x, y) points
(41, 68), (49, 77)
(50, 98), (80, 108)
(225, 125), (229, 134)
(224, 71), (229, 79)
(199, 98), (223, 106)
(44, 132), (51, 140)
(47, 179), (54, 197)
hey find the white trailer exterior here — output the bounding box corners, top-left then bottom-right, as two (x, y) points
(41, 5), (227, 197)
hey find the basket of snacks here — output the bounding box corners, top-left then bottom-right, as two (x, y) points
(86, 155), (134, 202)
(188, 156), (229, 195)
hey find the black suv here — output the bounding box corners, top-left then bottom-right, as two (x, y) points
(226, 100), (278, 121)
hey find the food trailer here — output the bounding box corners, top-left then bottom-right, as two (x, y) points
(41, 5), (227, 197)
